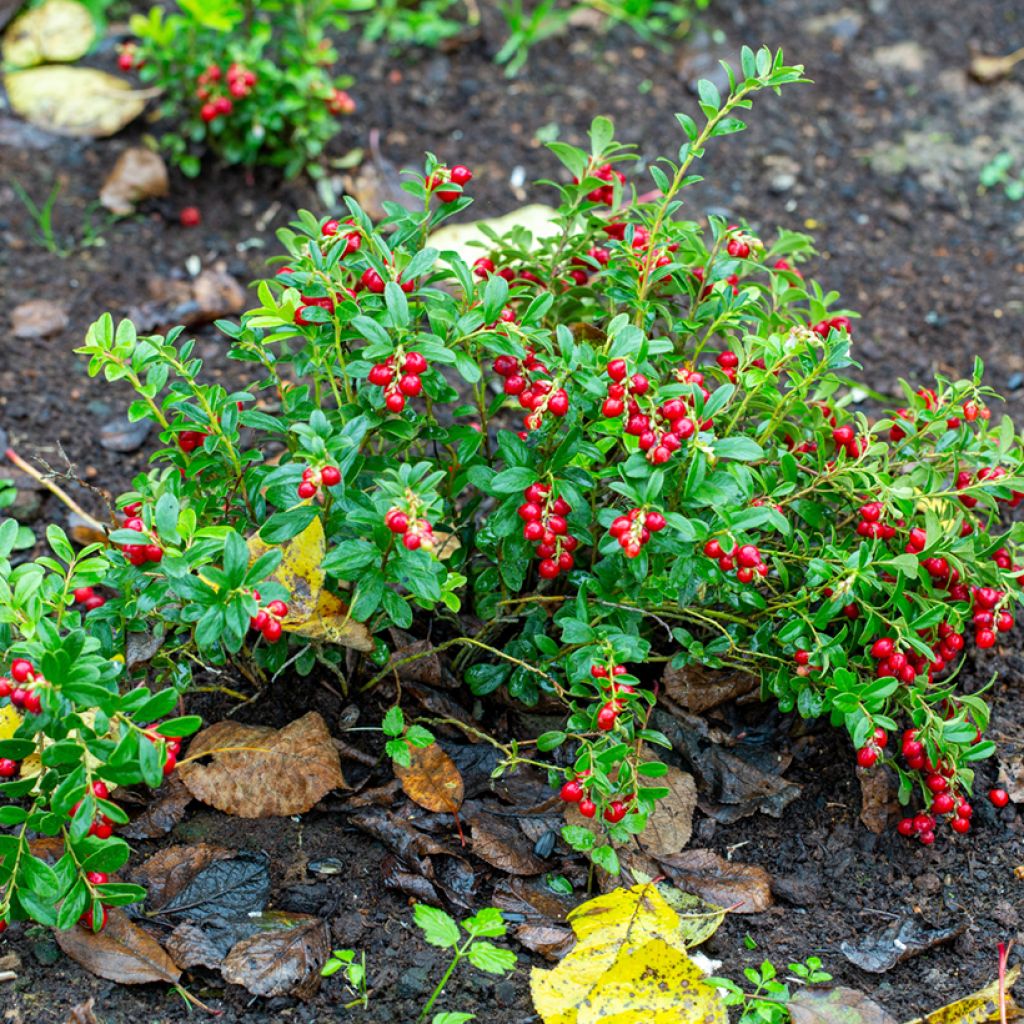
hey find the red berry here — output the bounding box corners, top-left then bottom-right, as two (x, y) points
(703, 539), (723, 558)
(298, 481), (317, 499)
(361, 268), (386, 293)
(596, 705), (618, 731)
(578, 798), (596, 818)
(73, 587), (94, 603)
(267, 600), (288, 618)
(450, 165), (473, 186)
(91, 781), (109, 799)
(385, 392), (406, 413)
(925, 774), (949, 794)
(86, 872), (108, 885)
(896, 818), (916, 837)
(0, 759), (17, 778)
(538, 559), (559, 580)
(607, 359), (627, 382)
(90, 821), (113, 840)
(856, 747), (878, 769)
(950, 816), (970, 834)
(603, 801), (627, 824)
(560, 780), (583, 803)
(976, 628), (997, 649)
(262, 619), (283, 643)
(80, 905), (108, 931)
(989, 788), (1010, 808)
(932, 793), (955, 815)
(870, 638), (894, 660)
(10, 660), (32, 683)
(321, 466), (341, 486)
(179, 206), (201, 228)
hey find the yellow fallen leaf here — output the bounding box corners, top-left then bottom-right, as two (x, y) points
(248, 519), (373, 652)
(903, 965), (1020, 1024)
(5, 67), (149, 137)
(428, 204), (561, 267)
(394, 741), (464, 812)
(0, 704), (21, 741)
(2, 0), (96, 67)
(530, 883), (727, 1024)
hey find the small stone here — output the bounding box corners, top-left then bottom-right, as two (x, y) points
(99, 147), (169, 215)
(99, 415), (151, 453)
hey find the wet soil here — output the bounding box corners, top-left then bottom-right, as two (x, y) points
(2, 0), (1024, 1020)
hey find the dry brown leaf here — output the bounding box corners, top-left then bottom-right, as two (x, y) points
(395, 741), (464, 813)
(471, 811), (547, 875)
(121, 774), (191, 840)
(859, 766), (900, 834)
(11, 298), (68, 339)
(99, 147), (168, 214)
(220, 913), (329, 1000)
(638, 767), (696, 857)
(54, 909), (181, 986)
(657, 848), (772, 914)
(179, 712), (345, 818)
(788, 987), (898, 1024)
(2, 0), (95, 67)
(285, 588), (374, 652)
(661, 664), (758, 713)
(5, 67), (149, 137)
(65, 998), (101, 1024)
(514, 922), (575, 961)
(131, 843), (234, 909)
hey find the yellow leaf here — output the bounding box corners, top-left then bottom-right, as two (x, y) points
(0, 705), (21, 741)
(903, 965), (1020, 1024)
(248, 519), (373, 652)
(656, 884), (725, 949)
(531, 883), (727, 1024)
(5, 67), (149, 137)
(284, 589), (374, 653)
(2, 0), (96, 67)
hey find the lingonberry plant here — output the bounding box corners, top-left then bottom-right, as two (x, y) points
(127, 0), (356, 177)
(2, 46), (1023, 935)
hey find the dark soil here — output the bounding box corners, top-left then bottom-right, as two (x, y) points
(2, 0), (1024, 1020)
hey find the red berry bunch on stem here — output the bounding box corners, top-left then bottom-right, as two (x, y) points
(196, 64), (234, 122)
(608, 508), (666, 558)
(120, 510), (163, 567)
(1, 659), (43, 714)
(811, 315), (853, 338)
(250, 597), (289, 643)
(493, 350), (569, 431)
(367, 351), (428, 413)
(226, 62), (257, 99)
(386, 506), (435, 552)
(321, 216), (362, 256)
(701, 539), (769, 585)
(325, 87), (356, 115)
(855, 726), (888, 768)
(578, 163), (626, 206)
(855, 502), (898, 540)
(518, 482), (577, 579)
(297, 464), (341, 500)
(117, 42), (140, 72)
(73, 586), (106, 612)
(427, 164), (473, 204)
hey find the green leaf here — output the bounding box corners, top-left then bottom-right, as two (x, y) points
(560, 825), (595, 852)
(466, 940), (516, 975)
(591, 843), (620, 875)
(462, 907), (507, 938)
(382, 706), (405, 737)
(536, 731), (566, 752)
(414, 903), (460, 949)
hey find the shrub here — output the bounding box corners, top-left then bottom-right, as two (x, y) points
(2, 46), (1023, 931)
(126, 0), (356, 178)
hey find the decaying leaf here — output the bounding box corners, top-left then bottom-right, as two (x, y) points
(428, 204), (560, 267)
(997, 754), (1024, 804)
(220, 912), (330, 1000)
(395, 741), (465, 813)
(904, 965), (1021, 1023)
(2, 0), (95, 67)
(5, 67), (149, 137)
(530, 883), (727, 1024)
(840, 917), (965, 974)
(99, 147), (169, 215)
(637, 767), (696, 857)
(858, 765), (900, 834)
(657, 849), (772, 914)
(247, 517), (373, 652)
(661, 663), (757, 714)
(656, 883), (725, 948)
(54, 909), (181, 986)
(788, 986), (898, 1024)
(132, 843), (237, 910)
(179, 712), (345, 817)
(471, 811), (546, 875)
(66, 998), (101, 1024)
(150, 850), (270, 919)
(121, 775), (192, 840)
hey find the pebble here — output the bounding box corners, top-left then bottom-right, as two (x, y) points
(397, 965), (431, 999)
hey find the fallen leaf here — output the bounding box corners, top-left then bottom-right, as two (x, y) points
(788, 986), (898, 1024)
(165, 920), (231, 969)
(2, 0), (95, 67)
(637, 767), (696, 857)
(66, 998), (101, 1024)
(661, 664), (757, 714)
(428, 204), (561, 267)
(247, 518), (372, 652)
(858, 766), (900, 834)
(179, 712), (345, 817)
(121, 774), (191, 839)
(5, 67), (149, 137)
(11, 299), (68, 339)
(656, 883), (725, 948)
(471, 811), (546, 875)
(997, 754), (1024, 804)
(54, 908), (181, 985)
(656, 849), (772, 914)
(904, 965), (1021, 1023)
(146, 849), (270, 919)
(0, 704), (20, 741)
(395, 741), (465, 813)
(191, 267), (246, 320)
(968, 46), (1024, 84)
(132, 843), (238, 909)
(529, 882), (727, 1024)
(99, 147), (168, 215)
(221, 912), (329, 1000)
(840, 917), (965, 973)
(514, 922), (575, 961)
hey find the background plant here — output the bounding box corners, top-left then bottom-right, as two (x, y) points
(1, 46), (1023, 934)
(128, 0), (356, 178)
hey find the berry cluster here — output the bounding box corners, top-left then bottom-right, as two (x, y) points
(854, 726), (888, 768)
(811, 315), (852, 338)
(120, 509), (164, 567)
(116, 42), (140, 72)
(297, 464), (341, 500)
(518, 482), (577, 579)
(493, 351), (569, 431)
(360, 266), (414, 295)
(715, 349), (739, 383)
(70, 780), (117, 841)
(580, 163), (626, 206)
(325, 87), (356, 116)
(250, 597), (289, 643)
(426, 165), (473, 203)
(196, 63), (256, 121)
(386, 507), (436, 552)
(73, 586), (106, 612)
(701, 539), (770, 584)
(367, 352), (428, 413)
(855, 502), (898, 540)
(0, 659), (43, 714)
(969, 585), (1012, 651)
(321, 216), (362, 256)
(225, 62), (257, 99)
(608, 507), (666, 558)
(177, 430), (209, 454)
(725, 226), (760, 259)
(591, 661), (636, 732)
(894, 730), (974, 842)
(144, 727), (184, 777)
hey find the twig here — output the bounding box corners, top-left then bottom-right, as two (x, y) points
(0, 970), (16, 983)
(4, 447), (105, 534)
(999, 940), (1012, 1024)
